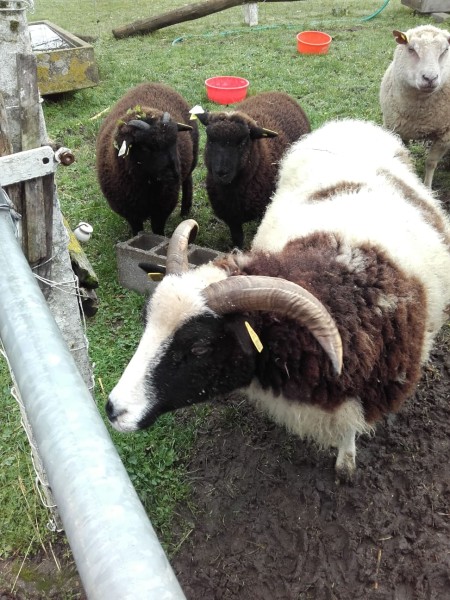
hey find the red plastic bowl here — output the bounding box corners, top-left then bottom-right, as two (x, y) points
(297, 31), (332, 55)
(205, 76), (250, 104)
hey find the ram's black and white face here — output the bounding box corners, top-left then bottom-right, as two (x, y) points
(106, 265), (256, 432)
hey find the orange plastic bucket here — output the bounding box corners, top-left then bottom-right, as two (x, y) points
(205, 76), (250, 104)
(297, 31), (332, 55)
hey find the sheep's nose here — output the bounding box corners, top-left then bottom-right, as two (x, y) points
(214, 167), (233, 183)
(422, 73), (438, 85)
(105, 398), (125, 422)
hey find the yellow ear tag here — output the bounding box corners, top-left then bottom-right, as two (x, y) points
(147, 272), (164, 282)
(189, 104), (205, 120)
(245, 321), (263, 353)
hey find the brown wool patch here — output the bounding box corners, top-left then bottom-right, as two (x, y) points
(307, 182), (364, 203)
(213, 255), (243, 276)
(235, 232), (427, 423)
(378, 168), (450, 248)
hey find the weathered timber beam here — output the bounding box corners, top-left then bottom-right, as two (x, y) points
(17, 52), (53, 273)
(0, 94), (13, 157)
(112, 0), (305, 39)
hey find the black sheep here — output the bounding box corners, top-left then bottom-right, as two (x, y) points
(96, 83), (199, 235)
(195, 91), (310, 248)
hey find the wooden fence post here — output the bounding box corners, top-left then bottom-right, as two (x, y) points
(0, 3), (53, 285)
(243, 3), (259, 25)
(17, 53), (53, 278)
(0, 93), (22, 211)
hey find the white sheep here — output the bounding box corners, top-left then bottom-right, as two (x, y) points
(380, 25), (450, 188)
(107, 118), (450, 480)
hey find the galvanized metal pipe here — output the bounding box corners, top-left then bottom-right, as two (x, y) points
(0, 205), (186, 599)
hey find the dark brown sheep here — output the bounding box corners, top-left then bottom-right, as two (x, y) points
(96, 83), (199, 235)
(195, 91), (310, 248)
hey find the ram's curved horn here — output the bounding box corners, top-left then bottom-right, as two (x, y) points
(166, 219), (199, 275)
(203, 275), (343, 374)
(127, 119), (151, 131)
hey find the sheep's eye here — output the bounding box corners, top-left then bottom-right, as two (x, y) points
(407, 46), (416, 55)
(441, 47), (449, 56)
(191, 341), (210, 357)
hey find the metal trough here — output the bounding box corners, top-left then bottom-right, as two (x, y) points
(29, 20), (99, 95)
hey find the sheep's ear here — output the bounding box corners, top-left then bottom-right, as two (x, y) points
(176, 122), (194, 132)
(195, 111), (209, 127)
(138, 262), (166, 274)
(138, 262), (166, 281)
(249, 125), (278, 139)
(190, 109), (209, 126)
(117, 140), (130, 157)
(393, 30), (408, 45)
(224, 316), (257, 356)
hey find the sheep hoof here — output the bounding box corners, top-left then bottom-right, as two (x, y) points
(335, 453), (356, 485)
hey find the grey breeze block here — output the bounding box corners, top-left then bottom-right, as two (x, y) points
(401, 0), (450, 13)
(116, 232), (224, 295)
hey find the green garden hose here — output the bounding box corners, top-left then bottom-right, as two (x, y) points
(362, 0), (390, 22)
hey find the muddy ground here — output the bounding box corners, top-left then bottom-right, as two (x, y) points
(170, 329), (450, 600)
(3, 331), (449, 600)
(3, 329), (450, 600)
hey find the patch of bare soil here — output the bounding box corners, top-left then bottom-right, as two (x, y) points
(2, 322), (450, 600)
(0, 545), (86, 600)
(1, 337), (449, 600)
(3, 343), (449, 600)
(171, 329), (450, 600)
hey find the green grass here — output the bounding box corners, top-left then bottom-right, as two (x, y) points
(1, 0), (447, 561)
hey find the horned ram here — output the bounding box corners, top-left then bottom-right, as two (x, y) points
(107, 118), (450, 480)
(96, 82), (199, 236)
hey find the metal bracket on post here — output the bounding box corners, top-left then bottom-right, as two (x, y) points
(0, 145), (59, 186)
(0, 144), (74, 276)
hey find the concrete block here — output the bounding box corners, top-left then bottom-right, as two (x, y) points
(432, 11), (450, 20)
(401, 0), (450, 13)
(116, 232), (224, 295)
